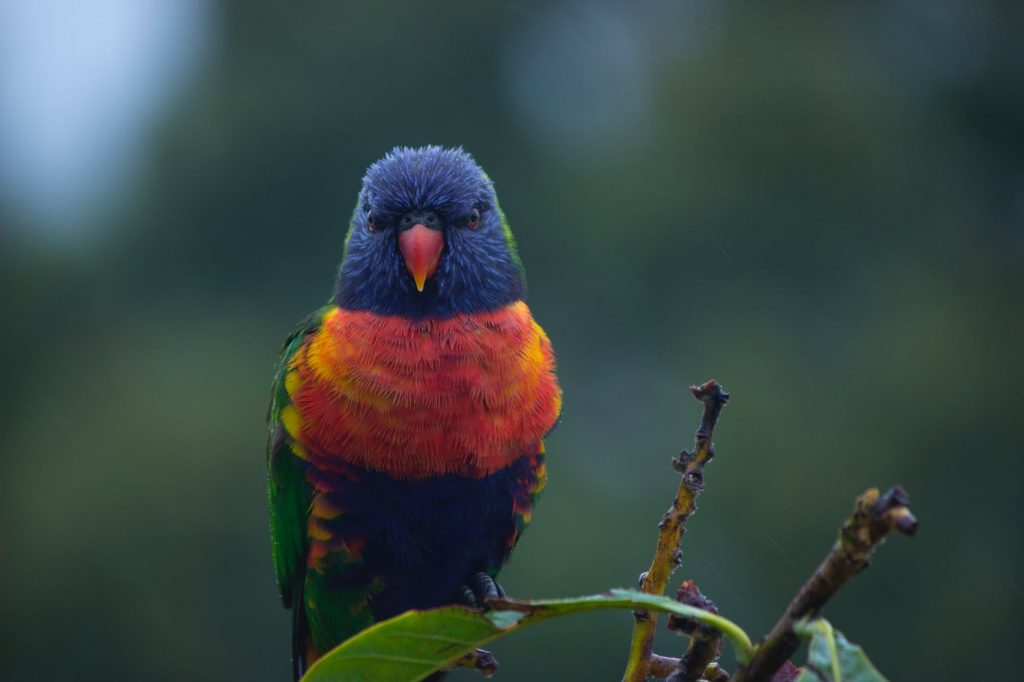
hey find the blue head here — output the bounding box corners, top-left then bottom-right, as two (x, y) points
(334, 146), (526, 318)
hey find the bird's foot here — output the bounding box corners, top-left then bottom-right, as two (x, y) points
(457, 571), (506, 609)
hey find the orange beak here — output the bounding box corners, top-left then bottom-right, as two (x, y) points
(398, 223), (444, 292)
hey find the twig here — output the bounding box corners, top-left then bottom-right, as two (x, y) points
(622, 380), (730, 682)
(667, 581), (725, 682)
(648, 654), (683, 678)
(732, 486), (918, 682)
(700, 663), (731, 681)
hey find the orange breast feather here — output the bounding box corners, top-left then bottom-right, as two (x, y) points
(286, 302), (561, 479)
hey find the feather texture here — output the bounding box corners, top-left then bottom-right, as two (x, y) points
(287, 301), (560, 478)
(267, 146), (561, 677)
(269, 302), (560, 666)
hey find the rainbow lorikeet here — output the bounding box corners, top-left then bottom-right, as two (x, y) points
(267, 146), (562, 679)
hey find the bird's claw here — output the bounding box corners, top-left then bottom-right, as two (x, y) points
(458, 572), (506, 609)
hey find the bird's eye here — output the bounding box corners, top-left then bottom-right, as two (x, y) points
(366, 211), (377, 231)
(467, 207), (481, 229)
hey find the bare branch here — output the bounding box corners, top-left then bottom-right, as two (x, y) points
(648, 654), (683, 678)
(732, 486), (918, 682)
(667, 581), (725, 682)
(622, 380), (730, 682)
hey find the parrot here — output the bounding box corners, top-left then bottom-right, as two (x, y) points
(266, 145), (562, 680)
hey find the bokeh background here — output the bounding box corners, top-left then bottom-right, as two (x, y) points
(2, 1), (1022, 680)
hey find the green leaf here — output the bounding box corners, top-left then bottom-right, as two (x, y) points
(301, 588), (753, 682)
(793, 619), (888, 682)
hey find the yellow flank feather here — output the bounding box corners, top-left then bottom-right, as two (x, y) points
(307, 519), (332, 542)
(534, 459), (548, 494)
(285, 369), (301, 397)
(303, 307), (347, 384)
(311, 496), (344, 520)
(289, 441), (308, 461)
(281, 405), (302, 440)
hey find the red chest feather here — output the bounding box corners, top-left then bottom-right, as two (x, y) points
(286, 302), (561, 478)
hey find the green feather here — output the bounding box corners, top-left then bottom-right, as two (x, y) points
(480, 171), (527, 290)
(304, 558), (381, 654)
(267, 305), (382, 657)
(266, 307), (328, 607)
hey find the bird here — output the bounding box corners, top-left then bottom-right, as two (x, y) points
(266, 145), (562, 680)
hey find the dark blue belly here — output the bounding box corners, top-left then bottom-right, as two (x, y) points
(308, 453), (541, 621)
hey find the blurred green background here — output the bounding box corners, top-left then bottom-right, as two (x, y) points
(2, 1), (1022, 680)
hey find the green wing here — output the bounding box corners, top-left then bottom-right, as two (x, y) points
(267, 307), (328, 608)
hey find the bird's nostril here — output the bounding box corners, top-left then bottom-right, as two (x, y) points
(401, 210), (441, 229)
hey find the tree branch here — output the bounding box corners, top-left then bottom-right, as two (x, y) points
(622, 380), (730, 682)
(732, 486), (918, 682)
(666, 581), (725, 682)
